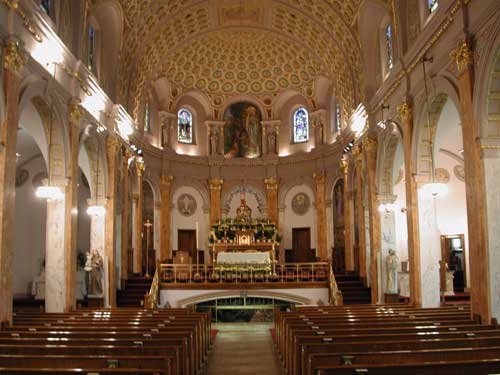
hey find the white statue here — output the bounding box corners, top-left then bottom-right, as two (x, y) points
(386, 249), (399, 294)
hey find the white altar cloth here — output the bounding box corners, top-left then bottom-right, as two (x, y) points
(217, 252), (270, 265)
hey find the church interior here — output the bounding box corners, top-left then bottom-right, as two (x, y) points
(1, 0), (500, 373)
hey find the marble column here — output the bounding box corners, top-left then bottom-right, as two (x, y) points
(134, 160), (145, 274)
(397, 100), (422, 307)
(160, 174), (173, 261)
(63, 101), (82, 312)
(353, 146), (367, 281)
(45, 190), (68, 313)
(104, 137), (120, 307)
(0, 39), (26, 326)
(364, 137), (382, 304)
(340, 156), (355, 271)
(451, 40), (490, 322)
(314, 173), (328, 260)
(265, 178), (279, 224)
(209, 179), (223, 225)
(120, 150), (131, 287)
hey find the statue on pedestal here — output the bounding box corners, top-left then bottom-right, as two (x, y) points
(386, 249), (399, 294)
(86, 249), (104, 296)
(210, 129), (219, 155)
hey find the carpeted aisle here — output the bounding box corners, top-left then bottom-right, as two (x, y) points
(207, 323), (282, 375)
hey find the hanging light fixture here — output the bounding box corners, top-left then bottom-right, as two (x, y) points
(35, 101), (64, 201)
(419, 56), (448, 198)
(87, 134), (106, 216)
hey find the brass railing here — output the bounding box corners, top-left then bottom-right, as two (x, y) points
(144, 267), (160, 309)
(159, 262), (330, 285)
(328, 262), (343, 306)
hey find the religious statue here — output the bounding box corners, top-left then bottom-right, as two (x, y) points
(161, 123), (170, 148)
(86, 249), (104, 296)
(315, 118), (324, 145)
(244, 106), (260, 157)
(386, 249), (399, 295)
(267, 130), (277, 155)
(210, 129), (219, 155)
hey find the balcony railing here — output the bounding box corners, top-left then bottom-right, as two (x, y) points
(159, 262), (330, 285)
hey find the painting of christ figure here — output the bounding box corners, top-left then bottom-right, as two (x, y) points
(223, 102), (262, 159)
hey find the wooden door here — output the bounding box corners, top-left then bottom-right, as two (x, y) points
(292, 228), (311, 263)
(440, 234), (467, 293)
(178, 230), (196, 260)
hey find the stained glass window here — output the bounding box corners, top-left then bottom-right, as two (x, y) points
(178, 109), (193, 144)
(293, 108), (309, 143)
(144, 103), (150, 133)
(40, 0), (50, 14)
(428, 0), (438, 13)
(336, 104), (342, 132)
(386, 24), (394, 70)
(88, 26), (95, 71)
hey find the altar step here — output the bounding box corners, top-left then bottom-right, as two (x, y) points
(117, 277), (152, 307)
(336, 272), (371, 305)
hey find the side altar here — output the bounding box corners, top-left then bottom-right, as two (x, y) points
(209, 198), (280, 273)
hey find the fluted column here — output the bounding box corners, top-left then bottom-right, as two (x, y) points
(120, 150), (131, 287)
(341, 156), (354, 271)
(160, 175), (173, 261)
(364, 137), (382, 304)
(397, 99), (422, 307)
(134, 160), (145, 274)
(314, 173), (328, 260)
(104, 137), (120, 306)
(64, 101), (83, 312)
(265, 178), (279, 224)
(0, 39), (26, 326)
(451, 40), (490, 322)
(209, 179), (223, 225)
(353, 146), (367, 280)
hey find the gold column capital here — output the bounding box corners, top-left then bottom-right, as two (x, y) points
(136, 159), (146, 177)
(107, 136), (121, 153)
(160, 174), (173, 189)
(397, 100), (413, 123)
(68, 100), (84, 124)
(209, 178), (223, 190)
(353, 145), (363, 164)
(313, 172), (326, 185)
(3, 39), (27, 72)
(340, 155), (350, 176)
(264, 177), (279, 190)
(451, 39), (473, 74)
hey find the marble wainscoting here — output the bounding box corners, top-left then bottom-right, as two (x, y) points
(418, 192), (441, 308)
(45, 199), (67, 312)
(484, 158), (500, 321)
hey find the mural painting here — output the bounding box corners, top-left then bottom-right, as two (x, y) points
(224, 102), (262, 158)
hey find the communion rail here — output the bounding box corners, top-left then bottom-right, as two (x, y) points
(158, 262), (332, 285)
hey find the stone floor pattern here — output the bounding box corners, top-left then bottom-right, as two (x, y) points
(206, 323), (282, 375)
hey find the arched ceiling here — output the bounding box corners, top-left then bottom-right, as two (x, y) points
(116, 0), (391, 120)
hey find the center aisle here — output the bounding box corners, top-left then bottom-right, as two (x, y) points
(207, 323), (282, 375)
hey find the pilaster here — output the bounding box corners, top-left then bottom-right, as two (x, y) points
(120, 150), (131, 287)
(264, 178), (279, 225)
(397, 98), (422, 307)
(208, 178), (223, 225)
(353, 146), (367, 280)
(134, 159), (145, 274)
(340, 156), (354, 271)
(0, 38), (26, 326)
(160, 174), (173, 261)
(314, 173), (328, 260)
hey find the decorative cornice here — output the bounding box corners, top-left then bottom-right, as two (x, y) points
(68, 101), (84, 124)
(160, 174), (173, 189)
(450, 39), (473, 75)
(136, 159), (146, 177)
(3, 39), (27, 72)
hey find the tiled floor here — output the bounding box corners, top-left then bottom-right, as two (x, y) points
(206, 323), (283, 375)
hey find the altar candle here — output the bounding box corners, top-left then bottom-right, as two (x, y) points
(195, 221), (199, 250)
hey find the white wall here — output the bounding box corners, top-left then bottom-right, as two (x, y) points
(171, 186), (208, 254)
(13, 157), (47, 296)
(282, 184), (316, 250)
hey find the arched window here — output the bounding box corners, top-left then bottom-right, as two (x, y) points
(144, 103), (150, 133)
(293, 108), (309, 143)
(428, 0), (438, 13)
(88, 25), (96, 72)
(178, 109), (193, 144)
(385, 24), (394, 70)
(40, 0), (50, 14)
